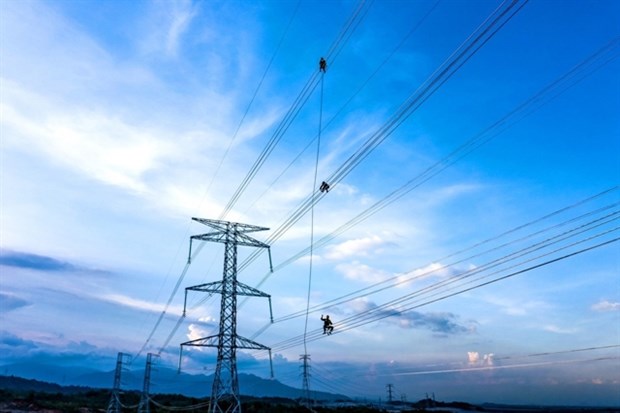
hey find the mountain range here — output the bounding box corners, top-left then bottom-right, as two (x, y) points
(0, 362), (348, 400)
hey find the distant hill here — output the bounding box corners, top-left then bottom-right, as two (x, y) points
(0, 365), (349, 401)
(0, 375), (92, 395)
(0, 362), (100, 386)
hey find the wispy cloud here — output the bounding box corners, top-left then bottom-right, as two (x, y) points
(478, 294), (550, 317)
(324, 235), (393, 260)
(591, 300), (620, 312)
(335, 261), (391, 284)
(139, 0), (199, 58)
(347, 298), (471, 334)
(543, 324), (578, 334)
(2, 80), (176, 193)
(166, 1), (198, 57)
(0, 249), (78, 272)
(98, 293), (184, 316)
(0, 331), (38, 352)
(0, 330), (117, 370)
(0, 293), (31, 312)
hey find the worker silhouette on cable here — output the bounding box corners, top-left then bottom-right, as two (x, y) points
(319, 181), (330, 193)
(321, 314), (334, 335)
(319, 57), (327, 73)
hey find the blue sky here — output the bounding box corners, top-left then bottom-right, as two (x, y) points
(1, 0), (619, 406)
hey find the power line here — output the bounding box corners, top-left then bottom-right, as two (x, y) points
(268, 227), (618, 351)
(240, 33), (619, 302)
(218, 0), (372, 220)
(132, 3), (302, 360)
(237, 0), (529, 277)
(202, 0), (301, 201)
(304, 68), (326, 355)
(246, 188), (617, 341)
(271, 204), (619, 324)
(391, 357), (620, 377)
(243, 0), (442, 212)
(133, 0), (373, 363)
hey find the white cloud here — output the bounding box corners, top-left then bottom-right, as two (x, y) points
(591, 300), (620, 312)
(484, 353), (495, 366)
(138, 0), (198, 58)
(479, 294), (550, 317)
(398, 262), (449, 280)
(186, 323), (211, 343)
(3, 95), (176, 193)
(467, 351), (494, 366)
(543, 324), (578, 334)
(165, 1), (198, 57)
(99, 293), (183, 316)
(0, 0), (181, 194)
(0, 0), (283, 222)
(467, 351), (479, 364)
(324, 235), (391, 260)
(335, 261), (391, 284)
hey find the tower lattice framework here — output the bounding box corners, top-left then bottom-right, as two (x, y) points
(300, 354), (312, 407)
(138, 353), (155, 413)
(181, 218), (273, 413)
(106, 352), (126, 413)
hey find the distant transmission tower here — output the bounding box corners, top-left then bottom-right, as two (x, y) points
(299, 354), (312, 406)
(138, 353), (156, 413)
(181, 218), (274, 413)
(386, 383), (394, 403)
(106, 352), (127, 413)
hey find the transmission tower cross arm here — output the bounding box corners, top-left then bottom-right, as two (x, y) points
(185, 280), (270, 297)
(191, 231), (270, 248)
(192, 217), (269, 234)
(187, 218), (271, 263)
(186, 281), (224, 294)
(235, 335), (271, 351)
(235, 281), (271, 298)
(181, 334), (220, 348)
(180, 334), (270, 351)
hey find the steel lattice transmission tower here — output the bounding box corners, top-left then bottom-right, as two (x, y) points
(299, 354), (312, 407)
(106, 352), (126, 413)
(386, 383), (394, 403)
(138, 353), (156, 413)
(181, 218), (274, 413)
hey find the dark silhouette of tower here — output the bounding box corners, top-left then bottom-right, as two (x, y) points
(138, 353), (156, 413)
(181, 218), (273, 413)
(386, 383), (394, 403)
(300, 354), (312, 406)
(106, 353), (127, 413)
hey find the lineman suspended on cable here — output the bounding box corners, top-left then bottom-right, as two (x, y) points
(319, 57), (327, 73)
(321, 314), (334, 335)
(319, 181), (330, 193)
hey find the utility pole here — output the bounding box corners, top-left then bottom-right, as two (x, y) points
(138, 353), (156, 413)
(180, 218), (274, 413)
(106, 352), (126, 413)
(386, 383), (394, 403)
(299, 354), (312, 407)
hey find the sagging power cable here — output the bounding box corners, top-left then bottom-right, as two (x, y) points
(303, 63), (327, 354)
(271, 234), (618, 352)
(133, 2), (302, 361)
(237, 0), (529, 275)
(243, 0), (442, 212)
(267, 216), (618, 351)
(240, 34), (619, 304)
(247, 190), (616, 343)
(218, 0), (372, 220)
